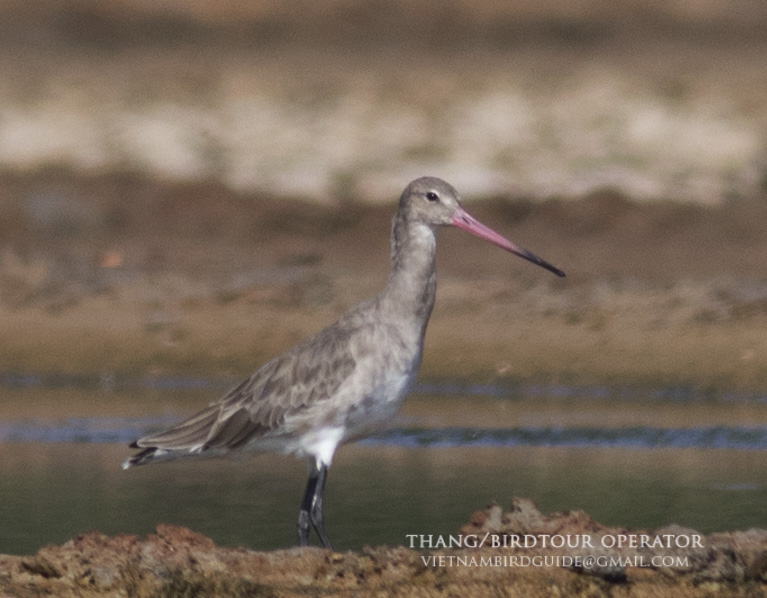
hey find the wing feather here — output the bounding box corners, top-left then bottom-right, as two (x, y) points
(126, 314), (367, 465)
(135, 405), (220, 450)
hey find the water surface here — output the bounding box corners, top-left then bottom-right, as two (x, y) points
(1, 378), (766, 555)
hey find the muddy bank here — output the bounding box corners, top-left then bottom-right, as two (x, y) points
(2, 498), (766, 597)
(2, 172), (767, 390)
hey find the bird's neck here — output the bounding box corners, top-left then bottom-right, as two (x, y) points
(380, 213), (438, 333)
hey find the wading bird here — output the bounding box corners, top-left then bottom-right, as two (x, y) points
(124, 177), (564, 549)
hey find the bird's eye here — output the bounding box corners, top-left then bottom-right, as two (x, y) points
(426, 191), (439, 202)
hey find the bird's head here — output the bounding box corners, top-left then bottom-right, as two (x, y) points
(399, 177), (565, 277)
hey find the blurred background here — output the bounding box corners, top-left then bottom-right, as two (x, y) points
(1, 0), (766, 382)
(1, 0), (766, 202)
(2, 0), (767, 556)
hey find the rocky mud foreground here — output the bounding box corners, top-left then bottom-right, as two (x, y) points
(2, 499), (766, 598)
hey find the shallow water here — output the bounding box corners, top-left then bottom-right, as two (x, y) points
(1, 378), (767, 555)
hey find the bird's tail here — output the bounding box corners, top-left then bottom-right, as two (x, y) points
(122, 445), (159, 469)
(122, 404), (224, 470)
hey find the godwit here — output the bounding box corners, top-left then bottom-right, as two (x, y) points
(123, 177), (564, 549)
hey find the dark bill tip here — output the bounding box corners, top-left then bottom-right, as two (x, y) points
(451, 208), (566, 278)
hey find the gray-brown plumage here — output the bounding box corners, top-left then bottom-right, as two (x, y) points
(123, 176), (564, 549)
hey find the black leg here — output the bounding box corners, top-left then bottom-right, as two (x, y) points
(310, 463), (332, 549)
(297, 462), (333, 549)
(297, 466), (319, 546)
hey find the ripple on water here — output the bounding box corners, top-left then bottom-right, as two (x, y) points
(2, 419), (767, 451)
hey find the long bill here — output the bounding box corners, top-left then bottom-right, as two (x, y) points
(451, 207), (565, 277)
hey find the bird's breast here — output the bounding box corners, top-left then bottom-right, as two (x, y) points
(341, 328), (422, 434)
(341, 368), (416, 437)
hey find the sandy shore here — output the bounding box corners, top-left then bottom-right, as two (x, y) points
(0, 30), (765, 204)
